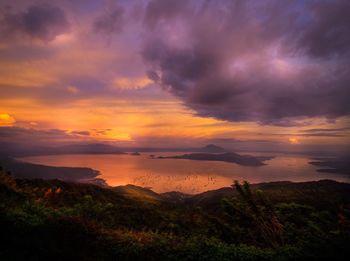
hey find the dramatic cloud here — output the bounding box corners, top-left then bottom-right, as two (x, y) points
(299, 0), (350, 58)
(0, 3), (70, 42)
(141, 0), (350, 125)
(0, 0), (349, 149)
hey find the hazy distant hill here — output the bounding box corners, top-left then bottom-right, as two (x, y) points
(0, 142), (125, 157)
(198, 144), (227, 153)
(0, 142), (231, 157)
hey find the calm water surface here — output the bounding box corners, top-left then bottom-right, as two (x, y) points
(21, 152), (350, 194)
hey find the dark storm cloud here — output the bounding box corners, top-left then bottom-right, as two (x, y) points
(299, 0), (350, 58)
(93, 6), (124, 35)
(0, 3), (70, 42)
(141, 0), (350, 125)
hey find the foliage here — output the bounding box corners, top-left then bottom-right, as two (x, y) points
(1, 169), (350, 260)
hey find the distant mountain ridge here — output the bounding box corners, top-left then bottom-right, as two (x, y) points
(1, 142), (228, 157)
(198, 144), (227, 153)
(0, 142), (125, 157)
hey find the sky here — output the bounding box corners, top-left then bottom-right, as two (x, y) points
(0, 0), (350, 152)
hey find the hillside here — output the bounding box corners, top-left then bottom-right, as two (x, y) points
(1, 168), (350, 260)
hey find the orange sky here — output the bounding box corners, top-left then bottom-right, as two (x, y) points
(1, 0), (349, 152)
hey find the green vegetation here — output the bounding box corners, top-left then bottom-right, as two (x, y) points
(1, 167), (350, 260)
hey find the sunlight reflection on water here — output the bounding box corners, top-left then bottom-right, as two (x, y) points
(21, 152), (350, 194)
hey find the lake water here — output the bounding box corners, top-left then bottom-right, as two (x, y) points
(20, 152), (350, 194)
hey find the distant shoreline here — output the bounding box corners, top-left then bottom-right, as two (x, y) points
(157, 152), (273, 166)
(309, 157), (350, 175)
(2, 152), (349, 195)
(0, 157), (107, 186)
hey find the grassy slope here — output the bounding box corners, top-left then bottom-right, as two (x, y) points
(1, 168), (350, 260)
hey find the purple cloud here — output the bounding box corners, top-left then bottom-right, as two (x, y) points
(141, 0), (350, 126)
(299, 0), (350, 58)
(0, 0), (349, 130)
(93, 6), (124, 35)
(0, 3), (70, 42)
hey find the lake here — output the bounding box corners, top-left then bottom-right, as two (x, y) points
(20, 152), (350, 194)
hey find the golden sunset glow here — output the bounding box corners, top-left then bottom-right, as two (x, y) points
(0, 0), (348, 151)
(0, 113), (16, 126)
(288, 137), (300, 144)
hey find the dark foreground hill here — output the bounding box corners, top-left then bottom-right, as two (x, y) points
(1, 168), (350, 261)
